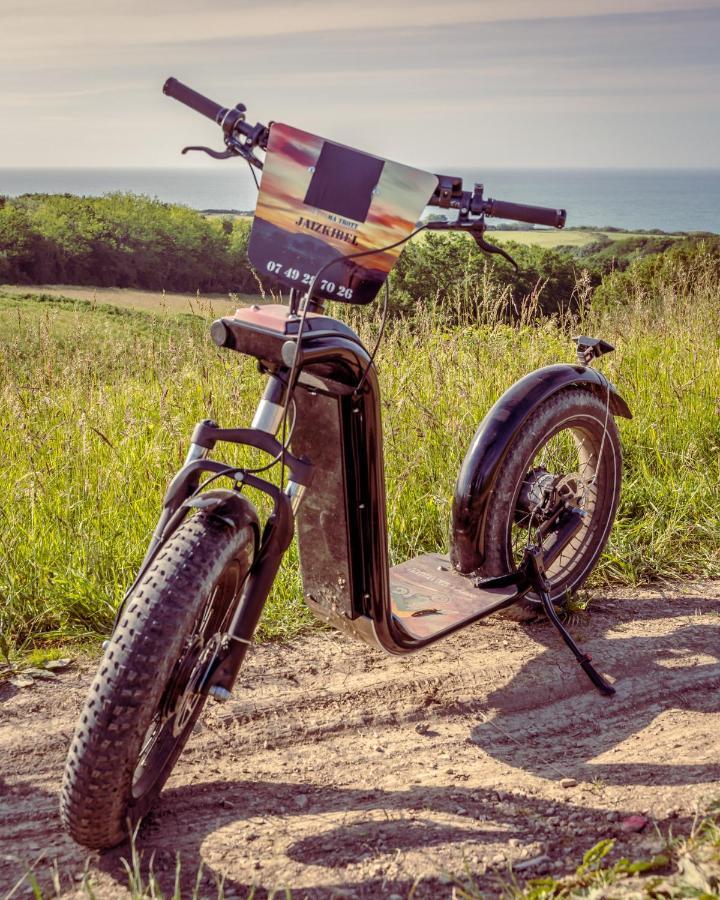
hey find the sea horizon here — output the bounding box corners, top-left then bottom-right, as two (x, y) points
(3, 166), (720, 233)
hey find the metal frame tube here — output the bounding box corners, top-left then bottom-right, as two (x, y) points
(251, 374), (286, 435)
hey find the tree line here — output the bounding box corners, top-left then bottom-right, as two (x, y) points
(1, 193), (716, 318)
(0, 193), (256, 293)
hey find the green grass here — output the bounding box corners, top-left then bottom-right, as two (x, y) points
(419, 229), (679, 249)
(1, 261), (719, 654)
(491, 229), (668, 249)
(0, 284), (258, 316)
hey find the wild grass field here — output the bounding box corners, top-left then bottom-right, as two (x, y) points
(490, 229), (674, 248)
(0, 284), (250, 316)
(1, 245), (719, 657)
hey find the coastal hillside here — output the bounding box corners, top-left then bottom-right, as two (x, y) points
(1, 192), (719, 898)
(1, 226), (718, 651)
(1, 193), (715, 309)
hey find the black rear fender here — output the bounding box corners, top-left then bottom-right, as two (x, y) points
(450, 364), (631, 574)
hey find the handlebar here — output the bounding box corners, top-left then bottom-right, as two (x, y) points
(163, 77), (228, 124)
(163, 77), (268, 156)
(480, 198), (566, 229)
(162, 78), (567, 232)
(430, 175), (566, 229)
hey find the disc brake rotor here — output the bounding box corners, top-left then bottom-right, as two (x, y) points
(155, 634), (206, 737)
(516, 467), (587, 528)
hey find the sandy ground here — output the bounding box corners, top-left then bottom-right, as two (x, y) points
(2, 580), (719, 899)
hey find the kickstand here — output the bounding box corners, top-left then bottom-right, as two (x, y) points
(523, 546), (616, 696)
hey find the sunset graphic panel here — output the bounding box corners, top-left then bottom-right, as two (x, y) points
(248, 123), (438, 304)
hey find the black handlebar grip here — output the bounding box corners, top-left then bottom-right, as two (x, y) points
(163, 77), (225, 124)
(485, 198), (566, 229)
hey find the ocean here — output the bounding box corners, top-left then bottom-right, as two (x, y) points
(2, 166), (719, 233)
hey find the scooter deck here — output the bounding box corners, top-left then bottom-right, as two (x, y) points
(389, 553), (517, 640)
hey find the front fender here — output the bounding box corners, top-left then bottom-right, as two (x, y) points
(450, 364), (631, 574)
(185, 489), (260, 536)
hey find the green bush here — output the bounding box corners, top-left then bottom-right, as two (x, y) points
(0, 193), (256, 293)
(0, 194), (599, 317)
(574, 235), (677, 276)
(1, 191), (717, 328)
(592, 236), (720, 309)
(389, 233), (584, 320)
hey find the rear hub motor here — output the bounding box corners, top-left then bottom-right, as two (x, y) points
(515, 467), (586, 528)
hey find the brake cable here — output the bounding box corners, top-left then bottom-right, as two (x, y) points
(275, 224), (430, 489)
(588, 372), (613, 487)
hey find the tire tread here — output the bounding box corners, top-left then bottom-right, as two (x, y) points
(60, 513), (254, 849)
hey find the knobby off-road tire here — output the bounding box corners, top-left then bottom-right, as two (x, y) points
(60, 512), (256, 849)
(479, 388), (622, 620)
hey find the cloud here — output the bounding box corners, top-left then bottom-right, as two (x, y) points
(1, 1), (719, 167)
(3, 0), (717, 59)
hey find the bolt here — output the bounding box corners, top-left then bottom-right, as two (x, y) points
(209, 686), (232, 703)
(102, 640), (110, 651)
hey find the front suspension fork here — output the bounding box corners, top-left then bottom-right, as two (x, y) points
(109, 413), (311, 659)
(198, 487), (295, 700)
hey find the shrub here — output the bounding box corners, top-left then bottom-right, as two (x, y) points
(592, 236), (720, 310)
(0, 193), (255, 293)
(389, 233), (584, 321)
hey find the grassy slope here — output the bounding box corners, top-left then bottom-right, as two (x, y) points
(1, 269), (719, 653)
(491, 229), (667, 248)
(418, 229), (680, 249)
(0, 284), (257, 316)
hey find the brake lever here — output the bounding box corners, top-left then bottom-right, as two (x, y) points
(426, 216), (519, 271)
(181, 138), (264, 170)
(182, 145), (237, 160)
(471, 231), (519, 271)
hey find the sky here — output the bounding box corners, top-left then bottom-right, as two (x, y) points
(2, 0), (720, 170)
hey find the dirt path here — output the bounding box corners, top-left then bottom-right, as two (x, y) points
(2, 581), (719, 898)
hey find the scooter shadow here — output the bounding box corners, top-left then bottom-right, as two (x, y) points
(94, 592), (720, 895)
(94, 778), (692, 898)
(472, 590), (720, 787)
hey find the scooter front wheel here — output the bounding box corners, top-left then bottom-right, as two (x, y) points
(60, 511), (256, 849)
(479, 387), (622, 618)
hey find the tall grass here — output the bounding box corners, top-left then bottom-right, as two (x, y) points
(0, 258), (718, 652)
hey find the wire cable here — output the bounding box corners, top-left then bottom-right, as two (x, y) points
(354, 278), (390, 397)
(278, 303), (310, 491)
(308, 225), (428, 291)
(247, 161), (260, 191)
(190, 399), (296, 499)
(275, 223), (429, 489)
(588, 372), (612, 487)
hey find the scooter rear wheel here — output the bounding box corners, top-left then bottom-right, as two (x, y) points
(60, 511), (256, 849)
(479, 387), (622, 619)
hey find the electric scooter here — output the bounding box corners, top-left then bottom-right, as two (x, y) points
(61, 78), (631, 850)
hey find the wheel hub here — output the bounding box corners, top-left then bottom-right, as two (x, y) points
(156, 634), (206, 736)
(516, 467), (586, 527)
